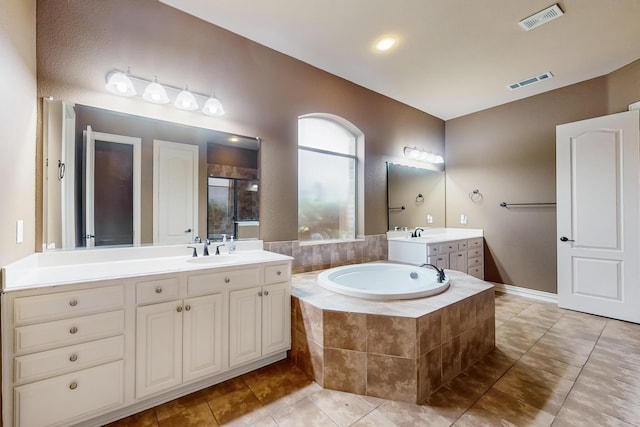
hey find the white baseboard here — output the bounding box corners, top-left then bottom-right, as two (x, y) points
(491, 282), (558, 304)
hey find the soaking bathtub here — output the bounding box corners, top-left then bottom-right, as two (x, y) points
(317, 262), (450, 299)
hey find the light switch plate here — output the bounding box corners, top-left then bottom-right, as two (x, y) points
(16, 220), (24, 243)
(460, 214), (468, 225)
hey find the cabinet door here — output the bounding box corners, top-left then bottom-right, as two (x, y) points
(136, 301), (183, 399)
(262, 282), (291, 355)
(183, 293), (224, 382)
(449, 251), (467, 272)
(229, 287), (261, 368)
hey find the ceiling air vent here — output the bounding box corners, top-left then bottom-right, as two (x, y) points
(519, 4), (564, 31)
(507, 72), (554, 91)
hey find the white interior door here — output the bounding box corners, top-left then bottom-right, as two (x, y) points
(85, 126), (141, 248)
(556, 109), (640, 323)
(153, 140), (199, 244)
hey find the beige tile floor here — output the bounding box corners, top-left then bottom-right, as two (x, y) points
(107, 292), (640, 426)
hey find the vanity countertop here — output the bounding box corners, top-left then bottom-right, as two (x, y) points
(387, 227), (483, 244)
(1, 243), (292, 292)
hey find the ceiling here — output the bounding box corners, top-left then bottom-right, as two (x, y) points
(160, 0), (640, 120)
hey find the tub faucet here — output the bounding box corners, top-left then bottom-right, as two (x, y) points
(420, 263), (446, 283)
(412, 228), (424, 238)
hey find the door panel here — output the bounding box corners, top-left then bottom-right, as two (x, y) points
(572, 130), (620, 250)
(557, 109), (640, 323)
(85, 126), (141, 247)
(153, 140), (198, 244)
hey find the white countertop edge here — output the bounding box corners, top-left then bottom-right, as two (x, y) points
(2, 246), (292, 292)
(387, 227), (484, 243)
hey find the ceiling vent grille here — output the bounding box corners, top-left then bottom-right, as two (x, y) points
(507, 72), (554, 90)
(519, 4), (564, 31)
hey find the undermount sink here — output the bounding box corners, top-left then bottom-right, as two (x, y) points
(186, 254), (239, 264)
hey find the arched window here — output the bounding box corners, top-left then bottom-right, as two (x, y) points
(298, 114), (363, 241)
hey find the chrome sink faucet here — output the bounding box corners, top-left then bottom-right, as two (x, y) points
(203, 239), (210, 256)
(215, 244), (226, 255)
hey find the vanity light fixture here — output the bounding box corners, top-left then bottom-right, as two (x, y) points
(404, 146), (444, 164)
(202, 94), (225, 117)
(142, 76), (170, 104)
(104, 68), (225, 117)
(105, 69), (136, 97)
(174, 86), (199, 111)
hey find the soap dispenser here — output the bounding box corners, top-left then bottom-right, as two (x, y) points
(228, 236), (236, 253)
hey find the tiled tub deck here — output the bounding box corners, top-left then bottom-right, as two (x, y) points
(290, 269), (495, 404)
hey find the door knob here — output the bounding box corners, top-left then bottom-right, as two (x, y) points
(184, 228), (192, 233)
(560, 236), (575, 242)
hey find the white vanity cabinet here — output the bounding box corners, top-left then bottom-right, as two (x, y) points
(10, 284), (126, 427)
(2, 251), (292, 427)
(229, 263), (291, 368)
(389, 231), (485, 280)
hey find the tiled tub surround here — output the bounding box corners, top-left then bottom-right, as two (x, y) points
(265, 234), (388, 274)
(290, 269), (495, 404)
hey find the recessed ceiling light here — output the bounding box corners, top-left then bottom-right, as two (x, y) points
(375, 36), (397, 51)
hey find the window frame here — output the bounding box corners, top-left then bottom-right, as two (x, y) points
(297, 114), (364, 243)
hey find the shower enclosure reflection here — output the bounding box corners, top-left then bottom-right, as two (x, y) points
(207, 177), (259, 240)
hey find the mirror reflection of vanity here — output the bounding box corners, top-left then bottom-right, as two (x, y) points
(386, 162), (445, 230)
(42, 99), (260, 250)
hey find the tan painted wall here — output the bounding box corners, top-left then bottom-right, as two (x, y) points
(444, 69), (640, 294)
(607, 60), (640, 114)
(35, 0), (445, 246)
(0, 0), (37, 267)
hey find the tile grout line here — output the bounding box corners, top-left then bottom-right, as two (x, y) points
(450, 298), (559, 425)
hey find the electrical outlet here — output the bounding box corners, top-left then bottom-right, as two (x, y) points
(460, 214), (467, 225)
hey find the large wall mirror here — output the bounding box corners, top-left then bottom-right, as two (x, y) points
(387, 162), (445, 230)
(43, 99), (260, 250)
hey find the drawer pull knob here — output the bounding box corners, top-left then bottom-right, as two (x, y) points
(69, 326), (78, 334)
(69, 354), (78, 362)
(264, 290), (269, 296)
(69, 382), (78, 390)
(224, 277), (231, 283)
(258, 291), (263, 297)
(176, 306), (183, 313)
(69, 299), (78, 307)
(277, 271), (282, 276)
(155, 287), (163, 294)
(185, 305), (191, 311)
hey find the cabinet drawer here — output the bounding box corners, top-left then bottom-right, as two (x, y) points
(458, 241), (468, 251)
(15, 310), (124, 354)
(468, 248), (483, 259)
(14, 335), (124, 384)
(14, 286), (124, 325)
(468, 256), (483, 267)
(188, 267), (260, 295)
(137, 277), (179, 305)
(439, 242), (458, 254)
(14, 360), (124, 427)
(468, 266), (484, 279)
(265, 264), (291, 284)
(468, 238), (483, 249)
(427, 245), (440, 256)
